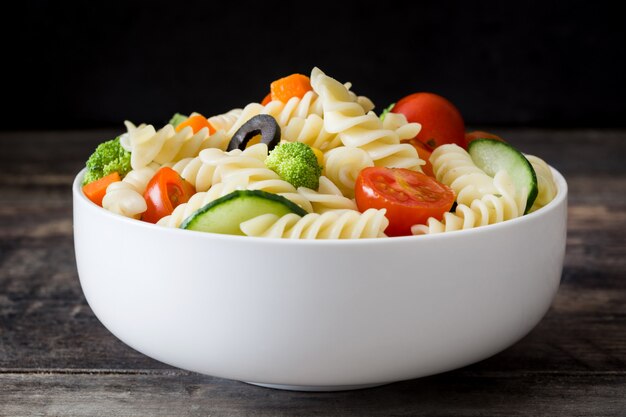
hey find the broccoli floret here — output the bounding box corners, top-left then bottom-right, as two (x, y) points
(82, 137), (131, 185)
(169, 113), (188, 128)
(379, 102), (395, 121)
(265, 142), (322, 189)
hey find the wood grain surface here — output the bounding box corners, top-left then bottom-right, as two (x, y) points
(0, 129), (625, 416)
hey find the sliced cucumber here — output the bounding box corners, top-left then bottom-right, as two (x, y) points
(180, 190), (307, 235)
(468, 139), (538, 213)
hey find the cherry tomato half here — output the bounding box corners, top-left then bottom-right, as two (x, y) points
(355, 167), (455, 237)
(465, 130), (505, 146)
(392, 92), (465, 150)
(142, 167), (196, 223)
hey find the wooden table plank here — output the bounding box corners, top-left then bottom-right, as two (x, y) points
(1, 129), (625, 415)
(1, 372), (624, 417)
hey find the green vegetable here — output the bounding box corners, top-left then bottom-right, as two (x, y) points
(265, 142), (322, 189)
(181, 190), (307, 235)
(468, 139), (538, 214)
(380, 103), (395, 121)
(82, 137), (131, 186)
(169, 113), (188, 128)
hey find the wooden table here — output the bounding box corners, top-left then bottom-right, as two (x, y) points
(1, 129), (624, 416)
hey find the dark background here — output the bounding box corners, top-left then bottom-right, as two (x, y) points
(4, 1), (625, 130)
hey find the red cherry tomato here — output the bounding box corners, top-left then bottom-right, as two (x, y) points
(355, 167), (455, 237)
(142, 167), (196, 223)
(465, 130), (505, 146)
(406, 139), (435, 177)
(392, 92), (465, 150)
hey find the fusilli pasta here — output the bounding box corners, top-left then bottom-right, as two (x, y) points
(207, 108), (242, 132)
(297, 176), (358, 213)
(310, 67), (423, 171)
(240, 208), (389, 239)
(281, 114), (341, 151)
(430, 144), (499, 205)
(123, 121), (229, 170)
(323, 146), (373, 198)
(412, 170), (525, 234)
(102, 163), (159, 219)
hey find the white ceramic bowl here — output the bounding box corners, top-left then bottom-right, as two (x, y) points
(73, 168), (567, 391)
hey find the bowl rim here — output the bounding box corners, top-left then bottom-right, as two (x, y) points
(73, 167), (568, 246)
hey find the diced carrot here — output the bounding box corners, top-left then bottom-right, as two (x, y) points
(82, 172), (121, 207)
(176, 114), (216, 134)
(261, 93), (272, 105)
(270, 73), (312, 103)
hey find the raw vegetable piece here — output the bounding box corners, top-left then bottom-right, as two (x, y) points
(355, 167), (455, 237)
(245, 135), (263, 148)
(169, 113), (188, 128)
(468, 139), (538, 213)
(227, 114), (281, 152)
(405, 139), (435, 177)
(379, 103), (395, 121)
(265, 142), (322, 189)
(181, 190), (307, 235)
(175, 114), (216, 134)
(142, 167), (196, 223)
(310, 146), (324, 167)
(261, 93), (272, 105)
(270, 73), (312, 103)
(82, 172), (121, 207)
(392, 92), (465, 150)
(465, 130), (505, 145)
(83, 137), (132, 185)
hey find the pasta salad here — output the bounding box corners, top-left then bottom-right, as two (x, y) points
(81, 68), (558, 239)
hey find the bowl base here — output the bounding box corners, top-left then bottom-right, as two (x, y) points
(244, 381), (390, 392)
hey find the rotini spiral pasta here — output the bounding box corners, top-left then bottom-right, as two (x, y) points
(166, 157), (214, 192)
(281, 114), (341, 151)
(381, 112), (422, 141)
(264, 91), (324, 122)
(310, 67), (423, 171)
(322, 146), (373, 198)
(226, 86), (373, 143)
(123, 121), (230, 170)
(297, 176), (358, 213)
(225, 103), (265, 138)
(225, 92), (323, 139)
(343, 82), (376, 113)
(411, 170), (526, 234)
(102, 163), (159, 219)
(240, 208), (389, 239)
(207, 108), (242, 132)
(430, 144), (499, 205)
(162, 141), (268, 192)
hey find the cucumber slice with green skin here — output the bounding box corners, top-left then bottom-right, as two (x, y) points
(180, 190), (308, 235)
(468, 139), (538, 214)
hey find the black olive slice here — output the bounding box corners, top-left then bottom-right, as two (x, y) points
(227, 114), (281, 152)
